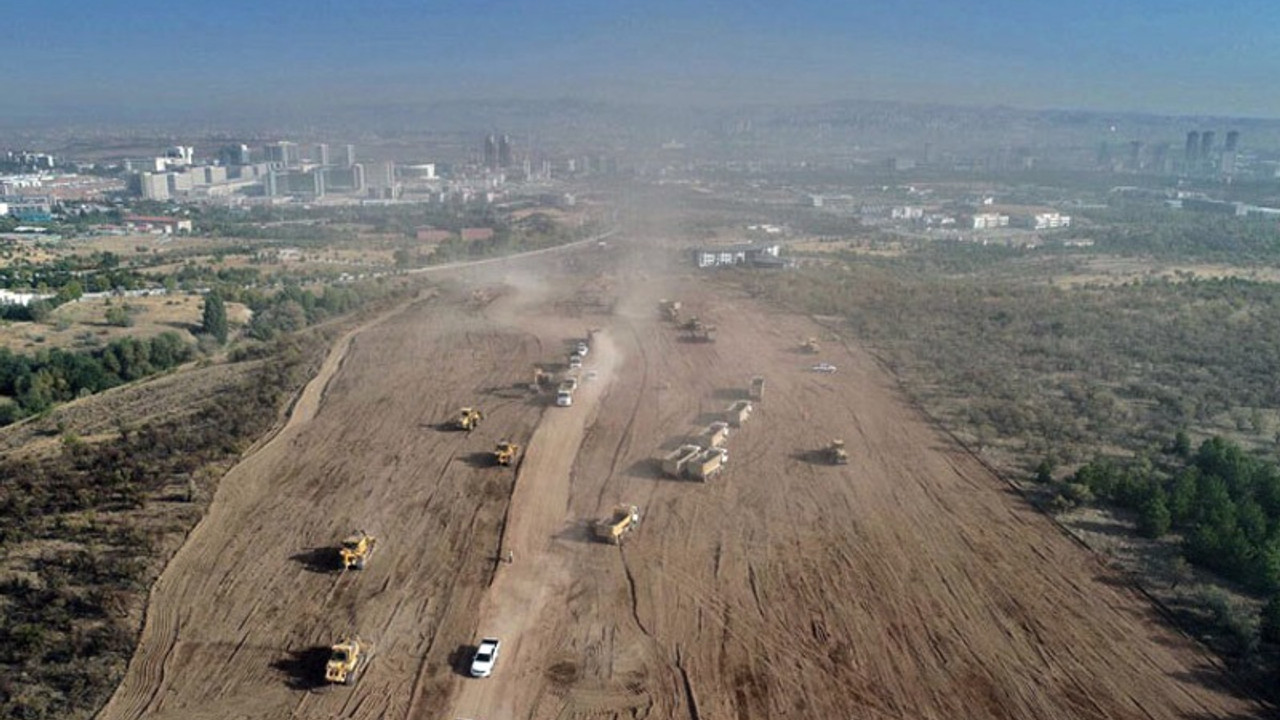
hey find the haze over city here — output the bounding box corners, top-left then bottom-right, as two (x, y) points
(7, 0), (1280, 123)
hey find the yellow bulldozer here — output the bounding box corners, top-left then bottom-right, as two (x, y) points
(324, 637), (367, 685)
(801, 337), (820, 354)
(339, 531), (376, 570)
(825, 439), (849, 465)
(454, 407), (484, 432)
(494, 440), (520, 467)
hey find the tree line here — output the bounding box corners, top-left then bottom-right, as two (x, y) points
(0, 333), (192, 424)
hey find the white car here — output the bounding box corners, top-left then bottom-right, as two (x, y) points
(469, 638), (501, 678)
(811, 363), (837, 374)
(556, 390), (573, 407)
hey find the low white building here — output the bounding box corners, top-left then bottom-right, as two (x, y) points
(1033, 212), (1072, 230)
(970, 213), (1009, 230)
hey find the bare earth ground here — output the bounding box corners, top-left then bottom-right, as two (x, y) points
(96, 240), (1268, 720)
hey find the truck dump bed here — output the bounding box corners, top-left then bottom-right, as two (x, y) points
(661, 444), (702, 478)
(699, 421), (730, 449)
(724, 400), (753, 428)
(687, 448), (726, 481)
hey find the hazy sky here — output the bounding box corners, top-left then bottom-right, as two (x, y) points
(8, 0), (1280, 120)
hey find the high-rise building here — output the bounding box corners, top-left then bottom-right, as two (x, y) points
(1127, 141), (1142, 170)
(483, 134), (498, 170)
(1185, 131), (1200, 164)
(1200, 131), (1215, 160)
(1225, 130), (1240, 152)
(264, 141), (300, 168)
(498, 135), (513, 168)
(217, 144), (251, 166)
(314, 143), (331, 166)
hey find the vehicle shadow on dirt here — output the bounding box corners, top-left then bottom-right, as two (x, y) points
(625, 458), (667, 480)
(448, 645), (479, 678)
(290, 547), (339, 574)
(461, 451), (498, 469)
(711, 387), (748, 401)
(553, 520), (601, 544)
(694, 411), (726, 426)
(790, 449), (833, 465)
(272, 646), (333, 690)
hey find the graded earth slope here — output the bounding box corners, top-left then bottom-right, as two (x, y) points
(99, 242), (1266, 720)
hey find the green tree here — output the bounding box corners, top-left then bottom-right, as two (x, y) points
(104, 304), (132, 327)
(201, 291), (228, 344)
(1262, 595), (1280, 644)
(56, 280), (83, 304)
(1137, 491), (1172, 539)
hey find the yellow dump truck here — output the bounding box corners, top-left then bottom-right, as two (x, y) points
(338, 531), (376, 570)
(325, 637), (367, 685)
(661, 444), (702, 478)
(686, 448), (727, 482)
(658, 299), (681, 321)
(801, 337), (820, 354)
(723, 400), (753, 428)
(592, 504), (641, 544)
(494, 440), (520, 467)
(699, 421), (730, 449)
(454, 407), (484, 431)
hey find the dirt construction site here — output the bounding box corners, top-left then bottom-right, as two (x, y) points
(95, 237), (1268, 720)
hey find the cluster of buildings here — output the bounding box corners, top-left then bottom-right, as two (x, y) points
(129, 141), (393, 202)
(1101, 129), (1244, 177)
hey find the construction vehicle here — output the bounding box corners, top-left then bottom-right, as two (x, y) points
(453, 407), (484, 432)
(825, 439), (849, 465)
(681, 316), (716, 342)
(531, 367), (554, 393)
(748, 375), (766, 401)
(592, 504), (641, 544)
(658, 299), (682, 322)
(723, 400), (753, 428)
(493, 440), (520, 467)
(801, 337), (820, 354)
(338, 531), (376, 570)
(687, 447), (727, 482)
(324, 637), (367, 685)
(698, 421), (730, 449)
(661, 444), (702, 478)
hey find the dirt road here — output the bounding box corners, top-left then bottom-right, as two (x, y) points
(98, 242), (1268, 720)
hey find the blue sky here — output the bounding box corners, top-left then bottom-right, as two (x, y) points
(8, 0), (1280, 119)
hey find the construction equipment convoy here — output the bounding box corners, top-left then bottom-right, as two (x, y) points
(454, 407), (484, 432)
(661, 444), (702, 478)
(493, 440), (520, 467)
(825, 439), (849, 465)
(338, 531), (376, 570)
(593, 504), (641, 544)
(325, 637), (367, 685)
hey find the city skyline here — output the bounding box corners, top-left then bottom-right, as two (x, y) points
(6, 0), (1280, 123)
